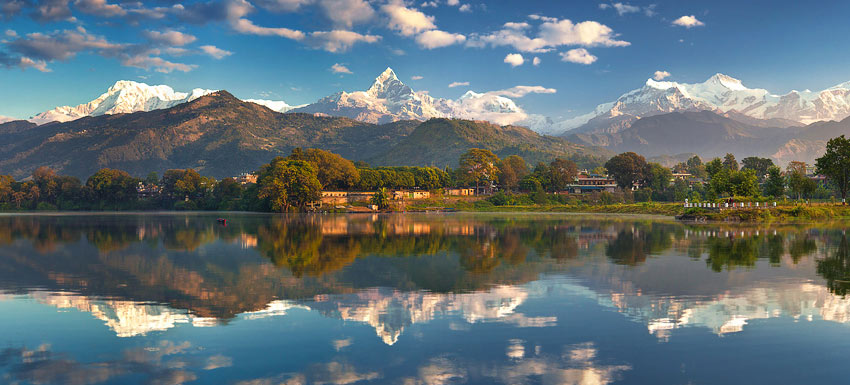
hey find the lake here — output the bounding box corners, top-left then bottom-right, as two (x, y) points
(1, 212), (849, 384)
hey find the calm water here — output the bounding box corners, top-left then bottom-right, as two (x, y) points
(1, 213), (850, 384)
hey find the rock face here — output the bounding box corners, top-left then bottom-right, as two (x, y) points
(29, 80), (216, 125)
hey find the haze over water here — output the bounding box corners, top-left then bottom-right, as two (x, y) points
(1, 213), (850, 384)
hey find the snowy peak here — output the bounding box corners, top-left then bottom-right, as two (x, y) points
(30, 80), (217, 125)
(366, 67), (413, 100)
(562, 73), (850, 134)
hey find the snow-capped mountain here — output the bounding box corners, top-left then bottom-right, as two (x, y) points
(292, 67), (532, 125)
(0, 115), (14, 124)
(293, 68), (455, 124)
(561, 73), (850, 134)
(29, 81), (217, 125)
(243, 99), (304, 113)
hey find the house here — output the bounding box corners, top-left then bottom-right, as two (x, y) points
(445, 188), (475, 196)
(319, 191), (376, 206)
(236, 173), (258, 185)
(136, 182), (160, 199)
(562, 174), (618, 194)
(392, 190), (431, 200)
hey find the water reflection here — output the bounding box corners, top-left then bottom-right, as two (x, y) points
(2, 213), (850, 383)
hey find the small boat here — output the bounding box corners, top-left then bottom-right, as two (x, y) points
(216, 218), (227, 225)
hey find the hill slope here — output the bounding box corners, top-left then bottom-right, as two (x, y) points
(0, 93), (597, 179)
(372, 118), (610, 168)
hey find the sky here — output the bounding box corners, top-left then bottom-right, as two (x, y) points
(2, 0), (850, 121)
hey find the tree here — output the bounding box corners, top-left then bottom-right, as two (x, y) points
(741, 157), (775, 180)
(371, 187), (389, 210)
(787, 161), (807, 175)
(788, 170), (816, 200)
(763, 166), (785, 198)
(604, 152), (647, 189)
(816, 135), (850, 202)
(258, 158), (322, 212)
(644, 163), (673, 194)
(729, 169), (759, 197)
(548, 158), (578, 192)
(458, 148), (499, 192)
(705, 158), (724, 179)
(498, 155), (527, 192)
(686, 155), (706, 178)
(145, 172), (159, 185)
(723, 153), (739, 171)
(86, 169), (139, 205)
(289, 148), (360, 190)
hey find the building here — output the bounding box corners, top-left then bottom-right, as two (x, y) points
(392, 190), (431, 200)
(445, 188), (475, 196)
(236, 173), (258, 185)
(320, 191), (376, 206)
(562, 174), (618, 194)
(136, 182), (160, 199)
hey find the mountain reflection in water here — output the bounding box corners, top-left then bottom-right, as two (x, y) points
(2, 213), (850, 384)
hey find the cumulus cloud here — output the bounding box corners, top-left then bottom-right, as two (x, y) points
(230, 18), (305, 39)
(382, 2), (436, 36)
(458, 4), (471, 12)
(468, 17), (629, 53)
(199, 45), (232, 59)
(307, 30), (380, 52)
(254, 0), (314, 12)
(411, 75), (423, 80)
(331, 62), (352, 74)
(532, 56), (540, 66)
(143, 30), (197, 46)
(653, 70), (671, 80)
(493, 85), (556, 98)
(318, 0), (374, 28)
(560, 48), (597, 64)
(504, 53), (524, 67)
(672, 15), (705, 28)
(415, 29), (465, 49)
(448, 81), (469, 88)
(74, 0), (126, 17)
(29, 0), (74, 23)
(3, 26), (197, 73)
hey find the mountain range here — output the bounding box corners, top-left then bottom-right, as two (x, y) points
(0, 91), (605, 179)
(7, 69), (850, 171)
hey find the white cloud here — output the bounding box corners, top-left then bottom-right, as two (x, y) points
(672, 15), (705, 28)
(230, 18), (305, 39)
(504, 22), (529, 30)
(411, 75), (423, 80)
(415, 29), (465, 49)
(318, 0), (375, 28)
(382, 2), (436, 36)
(199, 45), (233, 59)
(306, 30), (380, 52)
(504, 53), (524, 67)
(254, 0), (314, 12)
(494, 85), (556, 98)
(469, 17), (629, 53)
(448, 81), (469, 88)
(528, 14), (556, 22)
(331, 63), (352, 74)
(560, 48), (597, 65)
(74, 0), (127, 17)
(458, 4), (471, 12)
(421, 1), (438, 7)
(653, 70), (671, 80)
(446, 0), (459, 5)
(532, 56), (540, 66)
(143, 30), (197, 46)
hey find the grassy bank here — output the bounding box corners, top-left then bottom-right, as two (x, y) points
(406, 196), (850, 222)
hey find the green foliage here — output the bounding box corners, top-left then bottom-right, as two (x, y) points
(741, 157), (774, 180)
(289, 148), (360, 190)
(763, 166), (786, 198)
(605, 152), (647, 189)
(816, 135), (850, 200)
(458, 148), (500, 188)
(257, 158), (322, 212)
(86, 169), (139, 206)
(723, 153), (739, 171)
(371, 188), (389, 210)
(547, 158), (578, 192)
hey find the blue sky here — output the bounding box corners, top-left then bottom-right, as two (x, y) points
(2, 0), (850, 120)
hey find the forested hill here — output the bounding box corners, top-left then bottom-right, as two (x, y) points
(0, 92), (605, 179)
